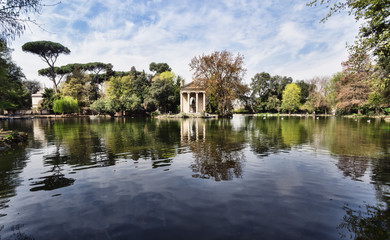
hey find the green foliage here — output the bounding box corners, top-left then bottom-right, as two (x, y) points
(106, 75), (133, 101)
(23, 80), (41, 94)
(40, 88), (59, 111)
(281, 83), (301, 113)
(384, 108), (390, 115)
(149, 62), (171, 75)
(52, 97), (79, 114)
(22, 41), (70, 57)
(122, 94), (141, 112)
(0, 41), (30, 111)
(144, 76), (176, 113)
(250, 72), (293, 112)
(90, 98), (117, 115)
(61, 69), (92, 108)
(309, 0), (390, 68)
(296, 80), (315, 104)
(265, 95), (281, 112)
(22, 41), (71, 93)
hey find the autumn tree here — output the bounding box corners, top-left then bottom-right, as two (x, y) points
(304, 77), (331, 114)
(189, 50), (246, 117)
(22, 41), (70, 93)
(336, 53), (373, 114)
(281, 83), (301, 114)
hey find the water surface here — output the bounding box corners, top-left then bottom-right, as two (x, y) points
(0, 116), (389, 239)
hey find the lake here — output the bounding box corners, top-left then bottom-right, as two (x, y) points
(0, 116), (389, 240)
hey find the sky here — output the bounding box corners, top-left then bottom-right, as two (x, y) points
(9, 0), (360, 87)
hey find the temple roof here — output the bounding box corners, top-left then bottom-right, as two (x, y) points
(180, 81), (205, 91)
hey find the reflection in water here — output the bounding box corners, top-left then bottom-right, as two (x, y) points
(338, 204), (390, 240)
(0, 116), (390, 239)
(30, 147), (75, 192)
(336, 156), (370, 182)
(181, 119), (245, 181)
(0, 148), (28, 216)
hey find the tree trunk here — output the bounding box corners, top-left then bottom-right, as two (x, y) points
(358, 108), (361, 115)
(50, 66), (58, 94)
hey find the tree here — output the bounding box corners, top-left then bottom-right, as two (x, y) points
(82, 62), (113, 100)
(40, 88), (57, 111)
(250, 72), (272, 112)
(250, 72), (293, 112)
(189, 50), (247, 117)
(23, 79), (41, 94)
(0, 0), (43, 42)
(281, 83), (301, 114)
(53, 96), (79, 114)
(305, 77), (331, 114)
(335, 53), (373, 114)
(296, 80), (315, 104)
(308, 0), (390, 68)
(61, 68), (92, 109)
(149, 62), (171, 75)
(0, 40), (30, 111)
(144, 71), (177, 113)
(266, 95), (281, 113)
(22, 41), (71, 93)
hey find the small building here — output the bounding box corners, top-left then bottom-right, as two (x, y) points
(31, 89), (44, 113)
(180, 82), (206, 113)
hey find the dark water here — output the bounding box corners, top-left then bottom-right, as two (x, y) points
(0, 116), (389, 240)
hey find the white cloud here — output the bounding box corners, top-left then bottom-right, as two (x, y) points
(9, 0), (360, 88)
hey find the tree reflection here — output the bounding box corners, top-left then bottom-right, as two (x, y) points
(338, 204), (390, 240)
(336, 156), (370, 181)
(337, 156), (390, 238)
(90, 118), (181, 169)
(0, 148), (28, 216)
(29, 147), (75, 192)
(182, 119), (246, 181)
(248, 117), (288, 156)
(43, 118), (116, 168)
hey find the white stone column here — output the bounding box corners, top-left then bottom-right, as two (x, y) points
(180, 92), (183, 112)
(203, 92), (206, 112)
(188, 92), (191, 113)
(196, 92), (199, 113)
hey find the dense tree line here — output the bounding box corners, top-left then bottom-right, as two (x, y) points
(1, 41), (390, 116)
(0, 40), (40, 113)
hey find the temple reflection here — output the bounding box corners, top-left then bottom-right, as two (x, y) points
(181, 119), (245, 181)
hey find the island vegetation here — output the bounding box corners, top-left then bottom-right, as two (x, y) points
(0, 0), (389, 118)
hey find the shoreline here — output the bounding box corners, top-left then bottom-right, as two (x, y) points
(1, 113), (389, 121)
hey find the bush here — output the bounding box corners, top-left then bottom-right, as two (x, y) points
(385, 108), (390, 115)
(53, 97), (79, 114)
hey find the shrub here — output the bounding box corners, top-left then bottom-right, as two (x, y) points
(53, 97), (79, 114)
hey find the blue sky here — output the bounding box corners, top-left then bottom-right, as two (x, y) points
(10, 0), (359, 87)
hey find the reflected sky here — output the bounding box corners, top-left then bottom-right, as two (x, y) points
(0, 116), (389, 239)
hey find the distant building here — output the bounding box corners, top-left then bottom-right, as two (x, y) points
(31, 89), (44, 113)
(180, 82), (207, 113)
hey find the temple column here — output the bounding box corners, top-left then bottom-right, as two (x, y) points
(196, 92), (199, 113)
(202, 92), (206, 112)
(188, 92), (191, 113)
(180, 92), (183, 112)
